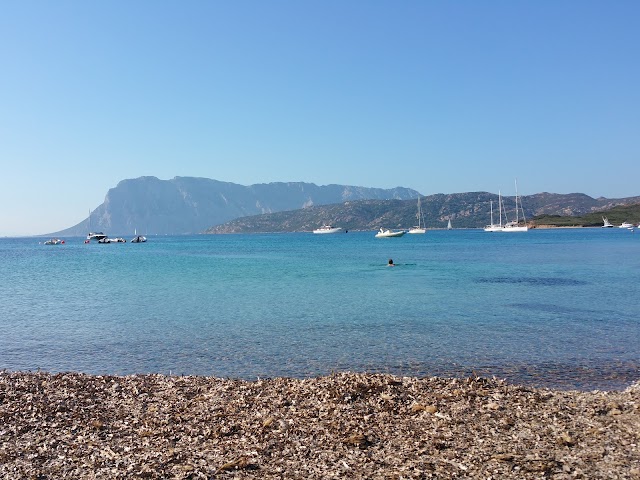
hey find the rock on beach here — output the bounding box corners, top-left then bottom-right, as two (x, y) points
(0, 371), (638, 479)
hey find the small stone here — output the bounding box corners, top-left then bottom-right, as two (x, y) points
(493, 453), (515, 462)
(411, 403), (437, 413)
(557, 433), (575, 446)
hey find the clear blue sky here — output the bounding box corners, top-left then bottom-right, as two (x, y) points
(1, 1), (638, 236)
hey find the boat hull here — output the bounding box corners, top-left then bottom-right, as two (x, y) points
(502, 226), (529, 232)
(375, 230), (406, 238)
(407, 228), (426, 234)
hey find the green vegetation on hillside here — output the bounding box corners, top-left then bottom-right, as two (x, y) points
(532, 203), (640, 227)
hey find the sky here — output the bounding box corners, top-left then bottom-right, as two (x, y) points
(1, 1), (639, 236)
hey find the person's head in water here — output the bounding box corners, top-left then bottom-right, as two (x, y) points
(388, 258), (395, 266)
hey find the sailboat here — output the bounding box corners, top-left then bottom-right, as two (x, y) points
(447, 219), (452, 230)
(502, 180), (528, 232)
(408, 197), (426, 234)
(484, 195), (503, 232)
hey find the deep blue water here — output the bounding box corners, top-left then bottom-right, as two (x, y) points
(1, 229), (638, 390)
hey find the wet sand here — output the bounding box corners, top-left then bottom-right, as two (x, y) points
(1, 371), (638, 479)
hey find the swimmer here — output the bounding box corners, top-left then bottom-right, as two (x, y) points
(388, 258), (395, 267)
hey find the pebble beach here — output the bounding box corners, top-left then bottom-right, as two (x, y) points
(1, 371), (638, 479)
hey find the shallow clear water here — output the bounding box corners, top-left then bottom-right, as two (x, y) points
(1, 229), (638, 390)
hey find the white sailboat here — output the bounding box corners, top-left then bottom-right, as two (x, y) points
(484, 195), (503, 232)
(502, 180), (528, 232)
(408, 197), (426, 234)
(447, 219), (452, 230)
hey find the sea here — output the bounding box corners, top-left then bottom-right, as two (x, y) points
(1, 228), (638, 391)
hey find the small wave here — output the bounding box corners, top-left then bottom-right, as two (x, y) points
(476, 277), (588, 286)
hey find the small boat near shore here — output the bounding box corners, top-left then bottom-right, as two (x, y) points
(87, 232), (107, 241)
(375, 228), (406, 238)
(313, 225), (343, 234)
(131, 235), (147, 243)
(619, 222), (634, 229)
(602, 217), (614, 228)
(98, 237), (126, 243)
(43, 238), (64, 245)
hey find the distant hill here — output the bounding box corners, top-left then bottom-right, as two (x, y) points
(51, 177), (421, 236)
(532, 203), (640, 227)
(204, 192), (640, 233)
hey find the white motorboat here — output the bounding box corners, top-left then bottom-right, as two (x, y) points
(619, 222), (634, 229)
(484, 197), (503, 232)
(313, 225), (343, 234)
(87, 232), (107, 241)
(375, 228), (406, 238)
(131, 228), (147, 242)
(602, 217), (614, 228)
(501, 180), (528, 232)
(43, 238), (64, 245)
(408, 197), (426, 234)
(86, 209), (108, 241)
(99, 237), (126, 243)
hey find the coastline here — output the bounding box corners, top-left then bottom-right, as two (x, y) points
(1, 371), (638, 479)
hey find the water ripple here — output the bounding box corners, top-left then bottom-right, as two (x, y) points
(476, 277), (588, 286)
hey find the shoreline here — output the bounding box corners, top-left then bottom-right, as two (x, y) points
(1, 371), (638, 479)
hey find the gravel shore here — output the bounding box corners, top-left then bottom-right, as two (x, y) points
(1, 371), (638, 479)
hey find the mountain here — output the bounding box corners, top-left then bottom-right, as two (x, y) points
(204, 192), (640, 233)
(51, 177), (421, 236)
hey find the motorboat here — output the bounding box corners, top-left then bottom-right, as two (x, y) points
(43, 238), (64, 245)
(375, 228), (406, 238)
(87, 232), (107, 241)
(98, 237), (126, 243)
(86, 209), (107, 241)
(408, 197), (426, 234)
(131, 235), (147, 243)
(619, 222), (634, 229)
(313, 225), (343, 234)
(602, 217), (614, 228)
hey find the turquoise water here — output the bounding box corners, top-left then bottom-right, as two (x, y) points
(1, 229), (638, 390)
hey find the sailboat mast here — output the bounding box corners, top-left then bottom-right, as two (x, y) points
(514, 179), (520, 224)
(490, 200), (494, 226)
(498, 191), (503, 227)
